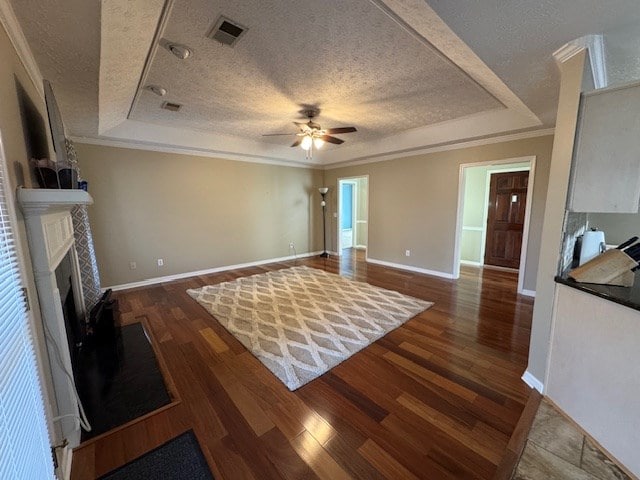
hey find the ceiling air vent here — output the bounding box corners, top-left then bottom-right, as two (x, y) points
(161, 101), (182, 112)
(207, 16), (247, 47)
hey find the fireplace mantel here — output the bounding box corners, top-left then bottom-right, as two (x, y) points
(17, 187), (94, 448)
(18, 187), (92, 216)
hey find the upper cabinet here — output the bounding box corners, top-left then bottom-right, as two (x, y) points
(568, 81), (640, 213)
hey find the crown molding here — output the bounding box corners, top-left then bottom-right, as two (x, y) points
(587, 34), (608, 89)
(323, 127), (555, 170)
(554, 35), (608, 88)
(553, 40), (587, 64)
(69, 135), (320, 170)
(0, 0), (44, 99)
(72, 127), (555, 172)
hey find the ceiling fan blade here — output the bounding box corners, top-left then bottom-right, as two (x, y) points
(290, 139), (302, 147)
(262, 133), (296, 136)
(321, 135), (344, 145)
(324, 127), (357, 135)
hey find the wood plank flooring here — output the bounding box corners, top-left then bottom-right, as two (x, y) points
(71, 249), (534, 480)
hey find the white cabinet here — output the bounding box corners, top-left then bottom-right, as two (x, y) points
(568, 81), (640, 213)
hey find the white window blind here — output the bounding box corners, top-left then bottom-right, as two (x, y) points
(0, 155), (54, 478)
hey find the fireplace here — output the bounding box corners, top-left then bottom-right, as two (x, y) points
(18, 187), (93, 448)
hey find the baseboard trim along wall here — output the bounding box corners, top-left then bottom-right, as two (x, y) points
(521, 369), (544, 393)
(520, 289), (536, 298)
(106, 251), (323, 291)
(366, 257), (455, 279)
(460, 260), (482, 267)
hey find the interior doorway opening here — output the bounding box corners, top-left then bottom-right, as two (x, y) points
(337, 176), (369, 255)
(454, 157), (536, 296)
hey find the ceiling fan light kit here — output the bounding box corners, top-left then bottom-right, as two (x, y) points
(262, 109), (357, 160)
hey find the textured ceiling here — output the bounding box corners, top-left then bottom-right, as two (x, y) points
(9, 0), (640, 165)
(129, 0), (504, 145)
(11, 0), (100, 136)
(426, 0), (640, 126)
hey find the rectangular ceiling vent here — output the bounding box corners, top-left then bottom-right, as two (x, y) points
(161, 101), (182, 112)
(207, 16), (247, 47)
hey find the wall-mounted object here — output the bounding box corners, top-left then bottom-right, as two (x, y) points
(568, 80), (640, 213)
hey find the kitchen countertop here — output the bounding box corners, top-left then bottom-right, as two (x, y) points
(555, 272), (640, 313)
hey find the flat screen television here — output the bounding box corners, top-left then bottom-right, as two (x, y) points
(43, 79), (69, 166)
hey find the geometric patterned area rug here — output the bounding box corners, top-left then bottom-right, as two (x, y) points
(187, 266), (433, 390)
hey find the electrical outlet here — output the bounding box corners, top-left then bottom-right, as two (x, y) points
(157, 258), (164, 267)
(405, 250), (411, 257)
(289, 242), (295, 249)
(129, 261), (137, 270)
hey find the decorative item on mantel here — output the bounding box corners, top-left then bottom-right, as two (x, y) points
(31, 138), (83, 190)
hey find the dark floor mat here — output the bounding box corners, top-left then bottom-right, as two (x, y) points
(98, 430), (214, 479)
(75, 322), (171, 441)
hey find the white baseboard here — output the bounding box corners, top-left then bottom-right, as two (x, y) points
(106, 251), (323, 291)
(366, 257), (455, 279)
(460, 260), (482, 267)
(521, 369), (544, 393)
(520, 289), (536, 298)
(483, 264), (519, 273)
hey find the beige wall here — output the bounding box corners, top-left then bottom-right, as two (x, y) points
(0, 21), (57, 434)
(76, 144), (324, 287)
(324, 135), (554, 291)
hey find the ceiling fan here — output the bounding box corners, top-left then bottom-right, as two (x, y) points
(262, 109), (357, 159)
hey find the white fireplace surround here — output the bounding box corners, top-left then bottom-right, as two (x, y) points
(18, 187), (93, 449)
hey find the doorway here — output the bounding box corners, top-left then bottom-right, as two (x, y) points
(484, 170), (529, 269)
(453, 157), (536, 295)
(337, 176), (369, 254)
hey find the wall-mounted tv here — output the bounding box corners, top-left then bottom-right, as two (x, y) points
(43, 79), (68, 165)
(38, 79), (77, 188)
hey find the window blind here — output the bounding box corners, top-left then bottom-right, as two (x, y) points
(0, 156), (54, 478)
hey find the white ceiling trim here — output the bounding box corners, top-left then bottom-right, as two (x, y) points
(369, 0), (541, 125)
(586, 34), (608, 89)
(322, 107), (539, 164)
(102, 118), (311, 161)
(70, 135), (318, 169)
(72, 126), (554, 172)
(0, 0), (43, 99)
(553, 38), (589, 64)
(553, 34), (608, 89)
(324, 128), (555, 170)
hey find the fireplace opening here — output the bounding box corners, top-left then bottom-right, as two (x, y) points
(55, 250), (84, 365)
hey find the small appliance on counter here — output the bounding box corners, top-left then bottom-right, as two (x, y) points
(569, 235), (640, 287)
(573, 228), (606, 267)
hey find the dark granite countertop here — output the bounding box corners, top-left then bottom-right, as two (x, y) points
(555, 272), (640, 313)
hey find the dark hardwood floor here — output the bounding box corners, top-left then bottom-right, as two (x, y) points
(71, 249), (534, 480)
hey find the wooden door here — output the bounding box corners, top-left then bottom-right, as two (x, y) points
(484, 171), (529, 269)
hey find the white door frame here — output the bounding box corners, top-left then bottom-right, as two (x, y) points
(336, 175), (369, 256)
(453, 156), (536, 296)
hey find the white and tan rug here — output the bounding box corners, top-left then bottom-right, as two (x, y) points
(187, 266), (432, 390)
